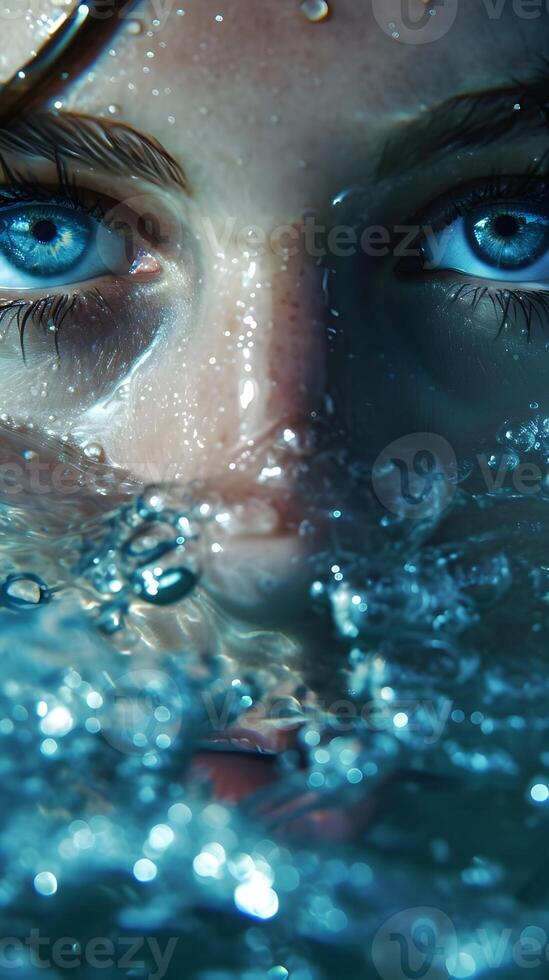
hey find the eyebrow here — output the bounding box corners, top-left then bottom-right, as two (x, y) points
(377, 69), (549, 180)
(0, 111), (189, 193)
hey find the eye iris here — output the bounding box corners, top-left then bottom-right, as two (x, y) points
(468, 206), (549, 272)
(0, 205), (91, 277)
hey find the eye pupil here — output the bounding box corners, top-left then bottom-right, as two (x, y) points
(32, 219), (57, 244)
(492, 213), (519, 240)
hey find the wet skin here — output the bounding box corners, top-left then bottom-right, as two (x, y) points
(0, 0), (548, 622)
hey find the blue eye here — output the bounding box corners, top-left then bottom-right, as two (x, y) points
(0, 203), (131, 288)
(469, 207), (549, 271)
(424, 204), (549, 283)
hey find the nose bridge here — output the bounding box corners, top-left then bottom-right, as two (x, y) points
(198, 238), (330, 622)
(228, 231), (327, 448)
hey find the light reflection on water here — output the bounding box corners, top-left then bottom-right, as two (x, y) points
(1, 418), (549, 978)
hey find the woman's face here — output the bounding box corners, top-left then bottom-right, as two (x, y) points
(4, 2), (549, 948)
(0, 0), (548, 615)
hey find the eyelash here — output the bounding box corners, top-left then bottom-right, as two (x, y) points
(445, 281), (549, 343)
(0, 152), (105, 221)
(402, 156), (549, 344)
(429, 158), (549, 230)
(0, 288), (113, 364)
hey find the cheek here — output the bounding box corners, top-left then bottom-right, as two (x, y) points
(79, 247), (326, 485)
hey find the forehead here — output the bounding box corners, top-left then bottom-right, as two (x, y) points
(2, 0), (547, 211)
(39, 0), (546, 103)
(2, 0), (546, 99)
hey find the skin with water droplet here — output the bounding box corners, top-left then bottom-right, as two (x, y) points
(300, 0), (330, 23)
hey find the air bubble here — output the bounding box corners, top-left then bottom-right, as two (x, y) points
(497, 419), (537, 453)
(486, 450), (520, 473)
(96, 601), (127, 635)
(132, 565), (197, 605)
(34, 871), (58, 896)
(1, 574), (50, 608)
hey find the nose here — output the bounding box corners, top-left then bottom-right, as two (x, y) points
(216, 236), (327, 470)
(103, 228), (327, 489)
(180, 231), (328, 622)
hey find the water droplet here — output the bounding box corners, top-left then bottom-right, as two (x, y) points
(96, 600), (127, 635)
(34, 872), (57, 896)
(136, 486), (170, 518)
(1, 574), (50, 608)
(107, 104), (120, 116)
(497, 419), (537, 453)
(133, 858), (157, 882)
(83, 441), (105, 462)
(125, 18), (143, 35)
(487, 450), (520, 473)
(132, 565), (197, 605)
(300, 0), (329, 22)
(530, 781), (549, 803)
(124, 523), (177, 562)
